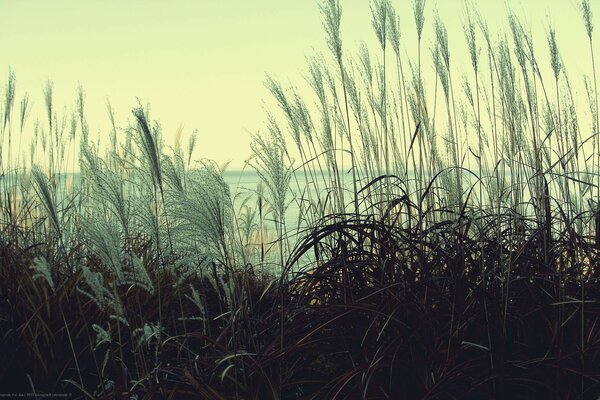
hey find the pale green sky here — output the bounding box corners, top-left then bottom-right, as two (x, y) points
(0, 0), (595, 169)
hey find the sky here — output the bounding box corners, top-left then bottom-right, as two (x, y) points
(0, 0), (595, 169)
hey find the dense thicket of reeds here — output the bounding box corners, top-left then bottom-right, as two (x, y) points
(2, 0), (600, 398)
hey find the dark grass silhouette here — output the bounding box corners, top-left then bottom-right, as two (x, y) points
(2, 0), (600, 398)
(2, 196), (600, 398)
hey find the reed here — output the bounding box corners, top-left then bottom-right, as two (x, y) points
(1, 0), (600, 398)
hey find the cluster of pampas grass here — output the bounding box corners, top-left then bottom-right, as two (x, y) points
(1, 0), (600, 398)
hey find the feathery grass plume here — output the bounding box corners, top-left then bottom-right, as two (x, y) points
(580, 0), (600, 207)
(291, 91), (314, 145)
(29, 121), (39, 166)
(2, 69), (15, 132)
(237, 202), (259, 260)
(133, 322), (164, 350)
(265, 77), (304, 157)
(464, 8), (479, 74)
(509, 13), (527, 70)
(83, 217), (124, 283)
(68, 112), (77, 142)
(43, 81), (53, 134)
(387, 1), (412, 177)
(132, 106), (162, 191)
(412, 0), (426, 41)
(80, 144), (130, 234)
(433, 12), (455, 148)
(2, 70), (17, 222)
(358, 43), (374, 87)
(406, 61), (423, 124)
(508, 13), (546, 225)
(370, 0), (391, 177)
(319, 0), (342, 64)
(547, 27), (562, 81)
(78, 268), (109, 309)
(249, 130), (292, 272)
(131, 105), (175, 277)
(171, 160), (236, 264)
(432, 45), (449, 101)
(185, 283), (206, 321)
(173, 124), (183, 156)
(130, 187), (160, 233)
(547, 26), (570, 208)
(307, 56), (328, 104)
(320, 0), (360, 216)
(584, 75), (598, 141)
(19, 93), (30, 134)
(249, 132), (292, 231)
(370, 0), (388, 50)
(187, 129), (198, 169)
(106, 99), (118, 158)
(306, 56), (339, 177)
(162, 153), (185, 194)
(411, 0), (428, 215)
(433, 13), (449, 70)
(78, 266), (128, 326)
(77, 85), (88, 143)
(463, 77), (474, 108)
(125, 254), (154, 294)
(30, 256), (55, 291)
(581, 0), (593, 39)
(564, 73), (583, 162)
(31, 165), (60, 235)
(92, 324), (112, 350)
(345, 58), (377, 175)
(386, 2), (400, 56)
(497, 39), (526, 158)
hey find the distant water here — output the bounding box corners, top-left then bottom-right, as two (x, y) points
(14, 168), (522, 231)
(8, 168), (540, 268)
(17, 169), (342, 236)
(223, 169), (342, 233)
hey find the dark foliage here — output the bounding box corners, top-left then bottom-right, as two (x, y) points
(2, 196), (600, 399)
